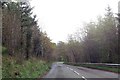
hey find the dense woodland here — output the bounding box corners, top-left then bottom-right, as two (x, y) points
(2, 1), (55, 61)
(1, 1), (120, 65)
(53, 7), (120, 64)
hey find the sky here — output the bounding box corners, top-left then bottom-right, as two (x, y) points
(30, 0), (119, 43)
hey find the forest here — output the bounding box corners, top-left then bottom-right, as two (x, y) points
(1, 0), (120, 78)
(1, 1), (55, 78)
(54, 6), (119, 64)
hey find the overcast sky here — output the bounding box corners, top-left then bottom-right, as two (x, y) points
(30, 0), (119, 43)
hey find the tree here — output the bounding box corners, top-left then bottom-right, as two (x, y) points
(54, 6), (118, 63)
(19, 2), (37, 59)
(2, 1), (55, 61)
(117, 12), (120, 64)
(2, 2), (21, 56)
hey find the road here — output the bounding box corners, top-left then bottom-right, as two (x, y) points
(44, 62), (119, 80)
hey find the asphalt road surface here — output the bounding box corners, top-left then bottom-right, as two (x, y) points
(44, 62), (119, 80)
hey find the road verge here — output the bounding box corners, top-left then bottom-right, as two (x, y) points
(64, 62), (120, 74)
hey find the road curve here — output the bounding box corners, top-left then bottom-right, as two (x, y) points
(44, 62), (119, 80)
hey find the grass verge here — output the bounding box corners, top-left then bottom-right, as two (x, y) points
(2, 55), (51, 78)
(64, 62), (120, 73)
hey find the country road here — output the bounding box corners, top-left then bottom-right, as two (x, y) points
(44, 62), (119, 80)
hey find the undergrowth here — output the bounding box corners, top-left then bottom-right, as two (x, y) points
(2, 55), (51, 78)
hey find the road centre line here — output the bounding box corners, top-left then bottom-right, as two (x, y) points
(82, 76), (87, 80)
(70, 68), (73, 71)
(66, 67), (73, 71)
(66, 66), (87, 80)
(73, 70), (80, 75)
(67, 67), (69, 68)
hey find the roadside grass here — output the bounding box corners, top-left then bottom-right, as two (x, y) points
(0, 66), (1, 80)
(0, 46), (2, 79)
(2, 55), (51, 78)
(64, 62), (120, 73)
(2, 47), (8, 54)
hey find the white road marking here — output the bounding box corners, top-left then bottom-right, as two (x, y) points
(70, 68), (73, 71)
(66, 66), (87, 80)
(82, 76), (87, 80)
(73, 70), (80, 75)
(67, 67), (73, 71)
